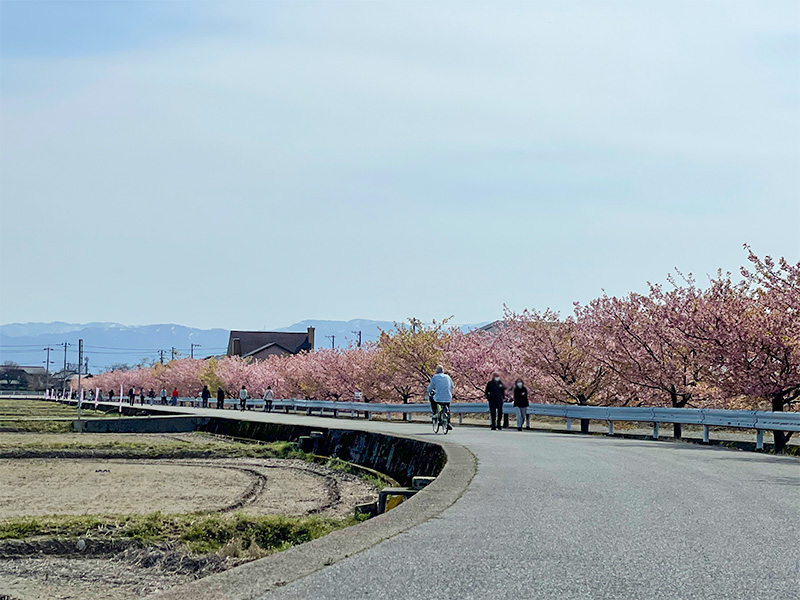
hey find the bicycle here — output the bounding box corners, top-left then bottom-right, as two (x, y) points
(432, 401), (451, 435)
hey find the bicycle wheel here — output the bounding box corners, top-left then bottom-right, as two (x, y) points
(432, 410), (440, 434)
(443, 409), (450, 435)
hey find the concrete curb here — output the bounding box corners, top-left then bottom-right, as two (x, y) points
(146, 435), (476, 600)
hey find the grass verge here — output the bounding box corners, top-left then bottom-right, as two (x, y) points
(0, 437), (305, 460)
(0, 512), (366, 557)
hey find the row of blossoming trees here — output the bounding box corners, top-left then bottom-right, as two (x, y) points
(89, 249), (798, 450)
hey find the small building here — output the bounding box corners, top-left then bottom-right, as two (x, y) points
(0, 365), (48, 390)
(227, 327), (315, 360)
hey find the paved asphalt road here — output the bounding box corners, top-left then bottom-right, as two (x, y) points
(129, 405), (799, 600)
(238, 413), (799, 600)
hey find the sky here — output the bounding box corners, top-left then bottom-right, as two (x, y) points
(1, 0), (798, 330)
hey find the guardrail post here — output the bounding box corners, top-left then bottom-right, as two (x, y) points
(387, 412), (392, 422)
(756, 430), (764, 451)
(458, 413), (463, 425)
(607, 421), (614, 436)
(566, 418), (572, 432)
(367, 411), (372, 421)
(526, 414), (531, 429)
(702, 425), (710, 444)
(653, 422), (659, 439)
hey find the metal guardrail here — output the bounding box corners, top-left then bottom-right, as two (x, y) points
(263, 399), (800, 450)
(22, 394), (800, 450)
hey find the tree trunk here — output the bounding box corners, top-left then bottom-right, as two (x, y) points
(771, 395), (788, 454)
(578, 395), (590, 434)
(670, 388), (682, 439)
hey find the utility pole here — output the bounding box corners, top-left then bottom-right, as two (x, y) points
(159, 350), (165, 365)
(171, 347), (177, 360)
(326, 335), (335, 349)
(60, 342), (71, 372)
(77, 339), (83, 414)
(191, 343), (201, 359)
(410, 318), (421, 334)
(351, 330), (362, 348)
(43, 347), (54, 378)
(84, 356), (89, 375)
(59, 342), (71, 390)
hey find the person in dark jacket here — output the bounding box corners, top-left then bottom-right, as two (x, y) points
(201, 385), (211, 408)
(513, 379), (529, 431)
(216, 386), (225, 409)
(108, 389), (115, 402)
(484, 373), (506, 430)
(128, 387), (135, 405)
(147, 389), (156, 405)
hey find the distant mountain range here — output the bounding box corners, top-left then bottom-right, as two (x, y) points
(0, 319), (482, 373)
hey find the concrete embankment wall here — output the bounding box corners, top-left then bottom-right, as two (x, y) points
(76, 415), (211, 434)
(201, 418), (446, 486)
(72, 413), (447, 486)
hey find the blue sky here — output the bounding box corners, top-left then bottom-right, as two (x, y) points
(1, 1), (798, 330)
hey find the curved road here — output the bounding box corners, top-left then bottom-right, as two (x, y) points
(161, 407), (799, 599)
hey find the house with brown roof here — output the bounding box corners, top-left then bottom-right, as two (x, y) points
(227, 327), (315, 360)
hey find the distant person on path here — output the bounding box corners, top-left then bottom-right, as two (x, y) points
(147, 389), (156, 405)
(171, 388), (179, 406)
(513, 379), (529, 431)
(139, 388), (145, 404)
(216, 386), (225, 409)
(160, 387), (167, 405)
(426, 365), (454, 431)
(128, 387), (135, 405)
(239, 385), (249, 411)
(263, 386), (274, 412)
(201, 385), (211, 408)
(484, 373), (506, 430)
(108, 389), (114, 402)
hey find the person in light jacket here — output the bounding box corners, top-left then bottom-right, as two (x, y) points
(513, 379), (529, 431)
(263, 386), (274, 412)
(484, 373), (505, 430)
(239, 385), (249, 411)
(160, 388), (167, 405)
(426, 366), (454, 431)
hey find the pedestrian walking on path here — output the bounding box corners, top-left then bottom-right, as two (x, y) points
(484, 373), (505, 430)
(201, 385), (211, 408)
(513, 379), (529, 431)
(160, 387), (167, 405)
(139, 388), (145, 404)
(239, 385), (249, 411)
(216, 386), (226, 409)
(147, 389), (156, 405)
(263, 386), (274, 412)
(128, 387), (135, 405)
(171, 388), (179, 406)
